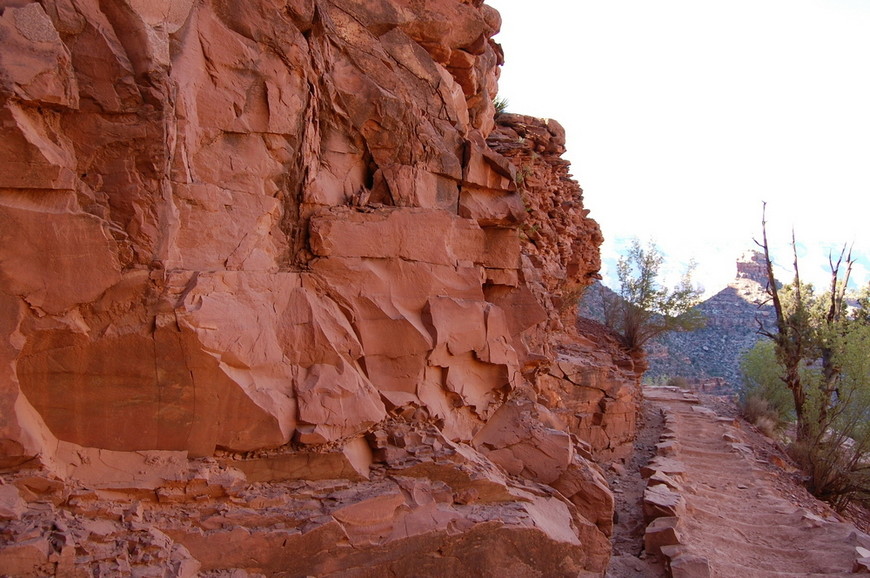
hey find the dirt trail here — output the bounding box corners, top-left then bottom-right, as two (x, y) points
(641, 386), (870, 577)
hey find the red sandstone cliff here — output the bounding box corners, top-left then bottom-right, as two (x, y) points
(0, 1), (640, 574)
(489, 115), (640, 462)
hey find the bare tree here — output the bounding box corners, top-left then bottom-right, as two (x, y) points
(755, 202), (855, 442)
(756, 202), (811, 439)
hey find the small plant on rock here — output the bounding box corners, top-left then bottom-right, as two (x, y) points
(666, 376), (690, 388)
(493, 95), (509, 114)
(515, 164), (532, 185)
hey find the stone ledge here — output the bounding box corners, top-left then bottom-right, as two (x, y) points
(639, 396), (697, 577)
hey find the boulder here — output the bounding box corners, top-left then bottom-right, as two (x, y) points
(643, 485), (686, 521)
(644, 516), (682, 556)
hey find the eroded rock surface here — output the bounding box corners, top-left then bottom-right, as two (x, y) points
(488, 116), (641, 461)
(0, 0), (638, 574)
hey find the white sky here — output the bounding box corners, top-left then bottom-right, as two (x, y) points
(488, 0), (870, 296)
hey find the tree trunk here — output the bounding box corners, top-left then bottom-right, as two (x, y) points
(757, 203), (809, 443)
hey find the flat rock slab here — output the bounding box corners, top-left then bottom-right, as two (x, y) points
(643, 485), (685, 520)
(640, 457), (686, 480)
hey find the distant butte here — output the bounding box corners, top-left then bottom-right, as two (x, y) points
(645, 250), (775, 389)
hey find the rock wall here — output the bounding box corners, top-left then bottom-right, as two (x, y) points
(488, 115), (641, 461)
(0, 1), (638, 574)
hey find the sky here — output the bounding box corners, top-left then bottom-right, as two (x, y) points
(487, 0), (870, 297)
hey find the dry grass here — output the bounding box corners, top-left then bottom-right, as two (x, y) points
(741, 395), (783, 438)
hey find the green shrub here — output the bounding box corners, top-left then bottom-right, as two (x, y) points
(739, 340), (794, 424)
(601, 239), (704, 352)
(741, 324), (870, 509)
(493, 95), (509, 114)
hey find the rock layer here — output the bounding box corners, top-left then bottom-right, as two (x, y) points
(0, 0), (636, 574)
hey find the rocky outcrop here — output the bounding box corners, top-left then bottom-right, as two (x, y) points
(488, 116), (641, 461)
(646, 251), (775, 390)
(0, 0), (636, 574)
(535, 318), (642, 462)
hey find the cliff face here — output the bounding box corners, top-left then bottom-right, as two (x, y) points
(489, 115), (640, 461)
(0, 1), (639, 574)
